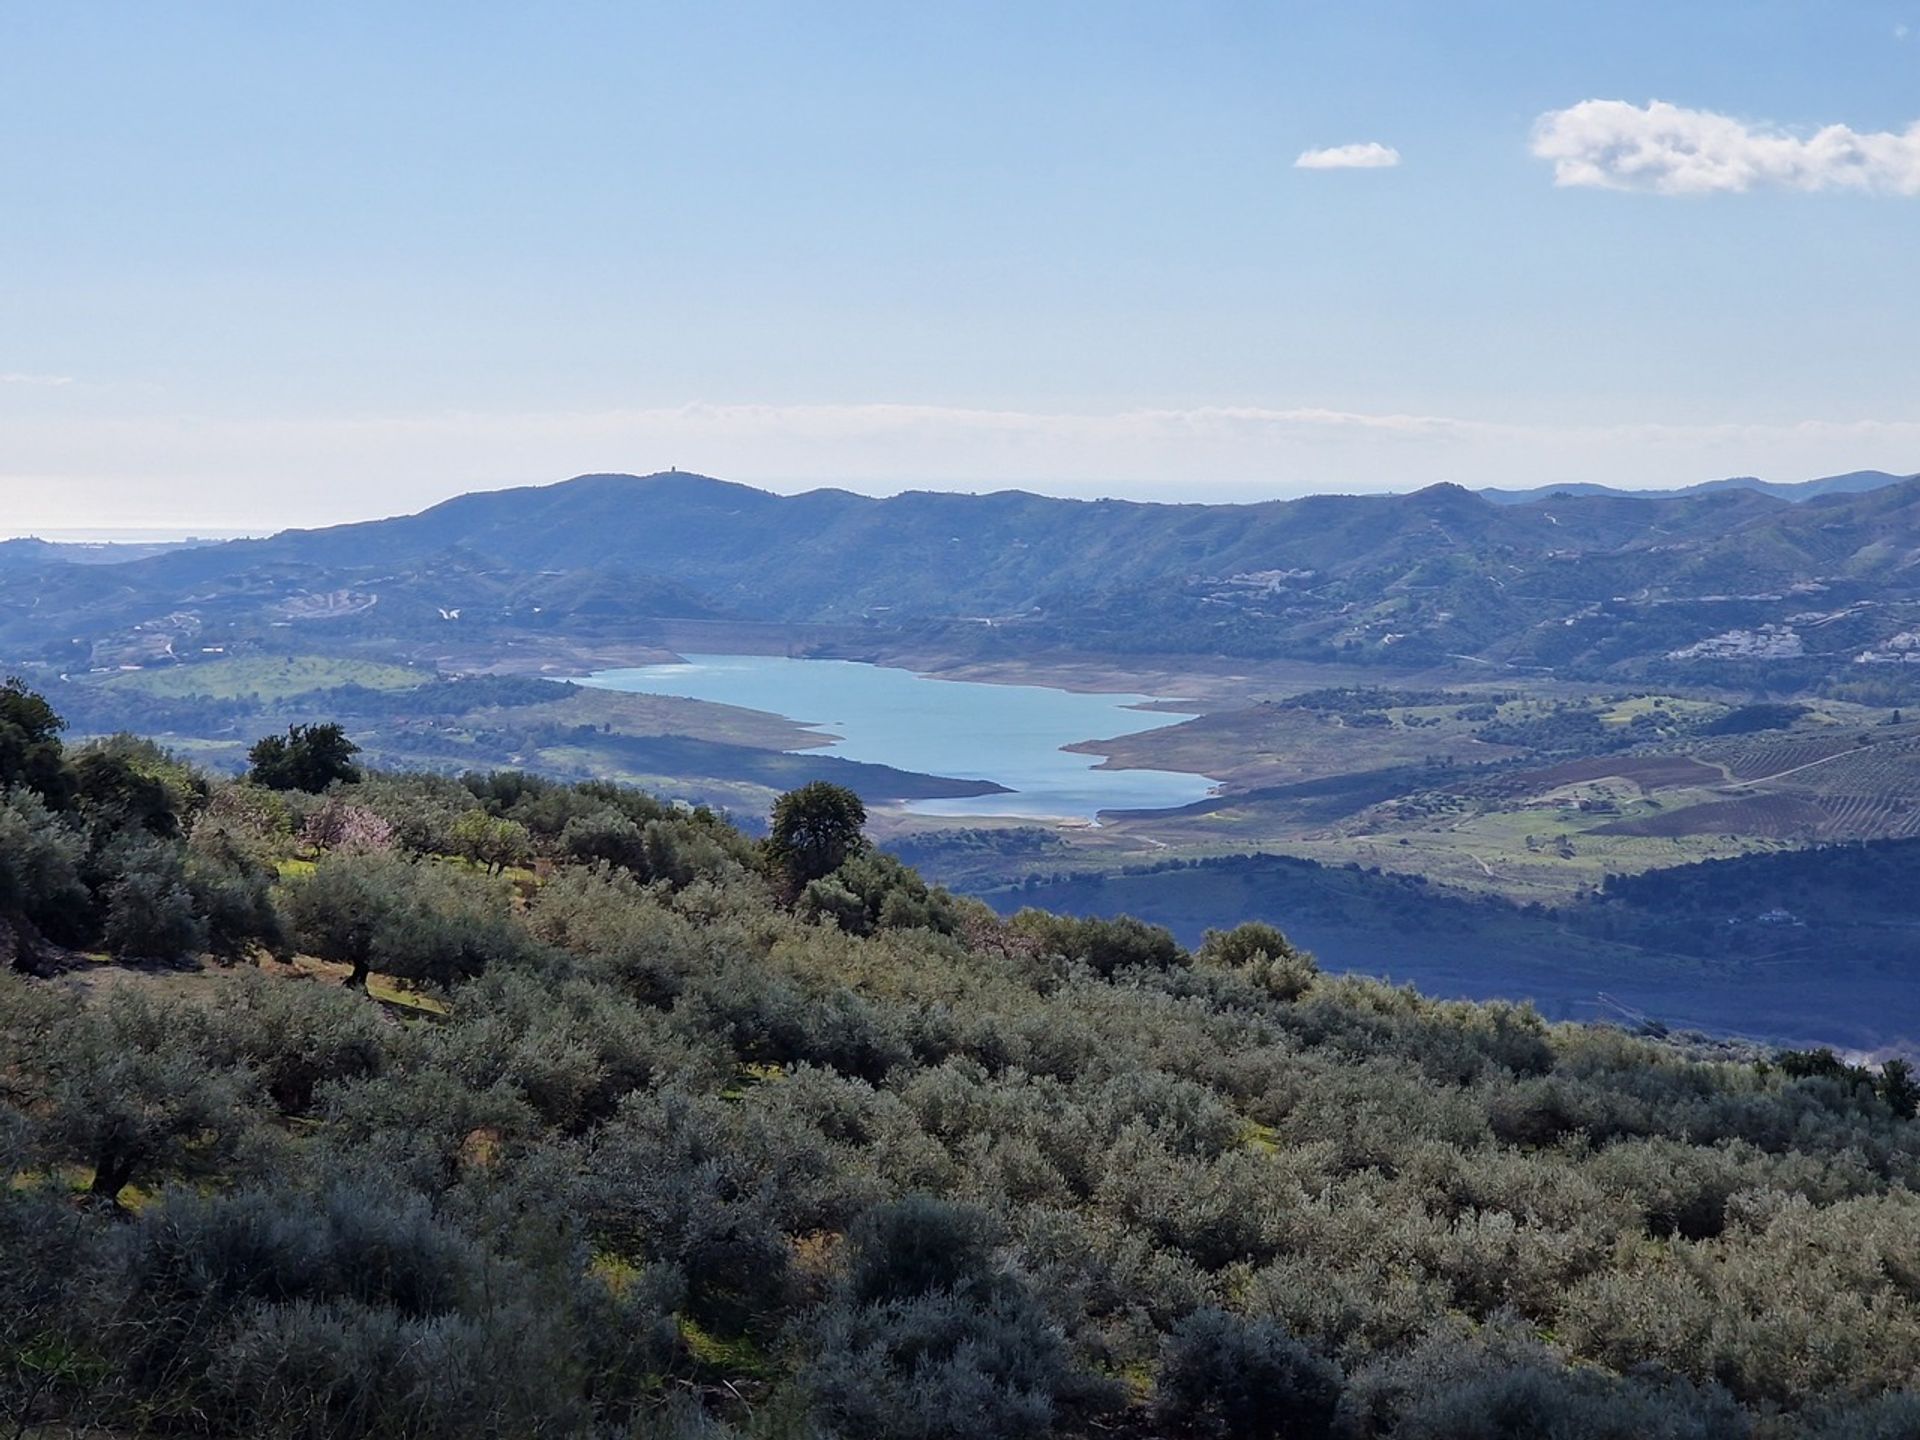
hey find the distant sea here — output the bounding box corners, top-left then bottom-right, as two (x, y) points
(3, 527), (260, 544)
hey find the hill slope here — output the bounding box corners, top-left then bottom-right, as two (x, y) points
(5, 469), (1920, 685)
(5, 702), (1920, 1436)
(1480, 468), (1917, 505)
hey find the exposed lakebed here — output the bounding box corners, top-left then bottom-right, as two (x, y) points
(577, 654), (1216, 820)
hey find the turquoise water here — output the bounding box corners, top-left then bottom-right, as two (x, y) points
(577, 654), (1217, 821)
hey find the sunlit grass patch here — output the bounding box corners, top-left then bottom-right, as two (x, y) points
(679, 1317), (778, 1380)
(102, 654), (431, 700)
(366, 975), (450, 1015)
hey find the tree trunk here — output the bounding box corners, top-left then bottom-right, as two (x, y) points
(89, 1153), (136, 1207)
(348, 957), (371, 991)
(0, 912), (56, 978)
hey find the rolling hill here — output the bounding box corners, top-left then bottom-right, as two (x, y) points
(3, 469), (1918, 688)
(1479, 468), (1916, 505)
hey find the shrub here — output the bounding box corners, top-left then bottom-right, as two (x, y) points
(99, 836), (207, 961)
(1009, 910), (1187, 976)
(1153, 1308), (1340, 1440)
(0, 787), (89, 954)
(806, 1197), (1093, 1440)
(803, 850), (961, 936)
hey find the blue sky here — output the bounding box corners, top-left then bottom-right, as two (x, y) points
(3, 1), (1918, 529)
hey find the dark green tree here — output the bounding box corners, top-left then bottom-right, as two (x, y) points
(1153, 1309), (1341, 1440)
(73, 748), (182, 838)
(0, 677), (73, 808)
(1880, 1058), (1919, 1120)
(246, 722), (361, 793)
(0, 788), (90, 962)
(766, 781), (867, 890)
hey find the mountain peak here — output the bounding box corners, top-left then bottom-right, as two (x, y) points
(1401, 481), (1489, 513)
(560, 470), (760, 498)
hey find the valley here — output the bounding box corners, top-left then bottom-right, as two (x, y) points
(8, 468), (1920, 1049)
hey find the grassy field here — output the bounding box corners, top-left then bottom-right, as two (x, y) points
(103, 653), (432, 699)
(481, 683), (831, 751)
(1074, 696), (1524, 790)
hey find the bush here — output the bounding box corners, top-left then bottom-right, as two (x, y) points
(99, 836), (207, 961)
(803, 850), (961, 936)
(0, 787), (89, 954)
(104, 1183), (591, 1438)
(806, 1197), (1092, 1440)
(1386, 1364), (1749, 1440)
(1009, 910), (1187, 976)
(806, 1288), (1076, 1440)
(1153, 1308), (1341, 1440)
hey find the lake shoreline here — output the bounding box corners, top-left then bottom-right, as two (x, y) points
(574, 653), (1223, 823)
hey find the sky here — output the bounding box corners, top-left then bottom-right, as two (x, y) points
(2, 1), (1918, 532)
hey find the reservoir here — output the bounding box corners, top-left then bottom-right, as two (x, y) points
(577, 654), (1217, 821)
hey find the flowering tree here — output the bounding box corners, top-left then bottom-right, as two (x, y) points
(301, 797), (396, 854)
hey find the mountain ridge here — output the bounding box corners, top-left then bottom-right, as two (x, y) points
(4, 468), (1919, 684)
(1478, 468), (1915, 506)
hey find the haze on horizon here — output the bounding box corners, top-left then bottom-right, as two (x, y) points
(3, 1), (1918, 531)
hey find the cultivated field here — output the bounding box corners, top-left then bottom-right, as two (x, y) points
(102, 653), (432, 698)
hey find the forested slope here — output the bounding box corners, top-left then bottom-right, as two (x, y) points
(4, 681), (1920, 1438)
(11, 470), (1920, 685)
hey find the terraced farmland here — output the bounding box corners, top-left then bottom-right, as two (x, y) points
(1600, 734), (1920, 840)
(1703, 732), (1868, 781)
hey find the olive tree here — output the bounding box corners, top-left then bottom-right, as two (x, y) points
(281, 851), (532, 992)
(35, 989), (257, 1204)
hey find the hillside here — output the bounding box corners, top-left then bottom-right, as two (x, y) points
(1480, 468), (1916, 505)
(4, 690), (1920, 1437)
(6, 470), (1920, 689)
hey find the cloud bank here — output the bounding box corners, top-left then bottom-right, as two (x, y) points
(1531, 99), (1920, 195)
(3, 400), (1917, 532)
(1295, 142), (1400, 170)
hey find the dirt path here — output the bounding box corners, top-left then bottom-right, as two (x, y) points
(1731, 742), (1874, 788)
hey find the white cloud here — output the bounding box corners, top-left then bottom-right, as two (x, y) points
(0, 372), (74, 386)
(1531, 99), (1920, 195)
(1295, 142), (1400, 170)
